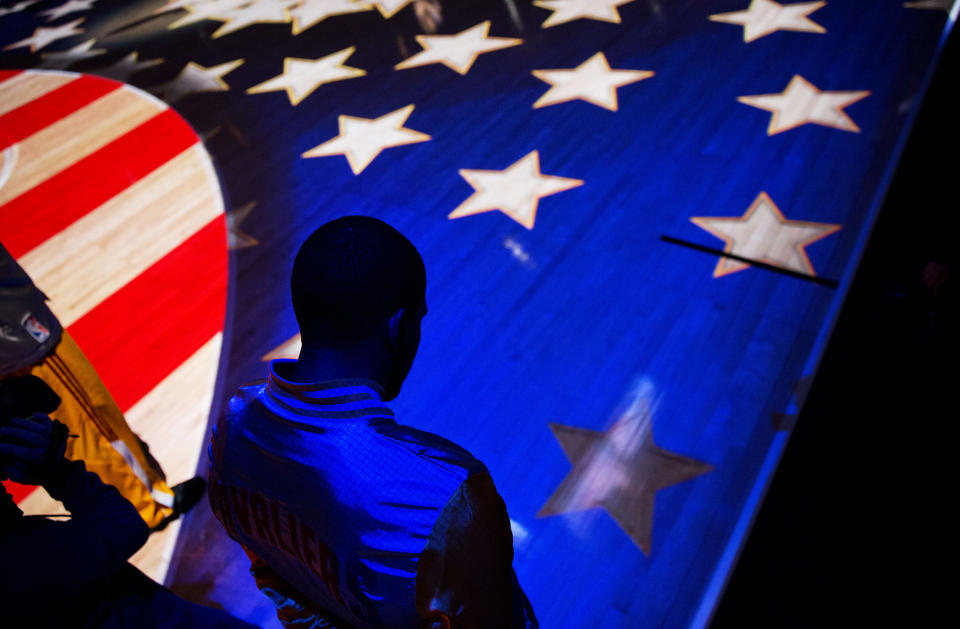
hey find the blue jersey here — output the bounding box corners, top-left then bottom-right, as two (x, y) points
(208, 360), (536, 628)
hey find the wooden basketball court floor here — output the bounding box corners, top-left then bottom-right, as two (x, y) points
(1, 1), (956, 626)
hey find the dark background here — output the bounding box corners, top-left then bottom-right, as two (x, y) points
(714, 25), (959, 628)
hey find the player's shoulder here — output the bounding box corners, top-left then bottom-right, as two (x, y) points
(375, 422), (490, 479)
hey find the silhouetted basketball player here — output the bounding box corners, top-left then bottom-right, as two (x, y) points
(208, 216), (537, 628)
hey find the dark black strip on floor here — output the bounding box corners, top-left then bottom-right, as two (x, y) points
(660, 235), (839, 288)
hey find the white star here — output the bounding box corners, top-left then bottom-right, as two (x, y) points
(247, 47), (365, 105)
(154, 58), (244, 103)
(533, 0), (635, 28)
(153, 0), (196, 12)
(370, 0), (412, 18)
(40, 39), (105, 69)
(449, 151), (583, 229)
(39, 0), (94, 23)
(211, 0), (293, 38)
(93, 51), (164, 82)
(904, 0), (956, 9)
(738, 74), (870, 135)
(5, 18), (84, 52)
(40, 0), (95, 22)
(175, 0), (243, 10)
(532, 51), (653, 111)
(288, 0), (373, 35)
(690, 191), (841, 277)
(538, 381), (713, 554)
(709, 0), (826, 43)
(0, 0), (40, 18)
(226, 201), (259, 250)
(262, 333), (301, 361)
(394, 21), (522, 75)
(166, 0), (250, 30)
(302, 105), (431, 174)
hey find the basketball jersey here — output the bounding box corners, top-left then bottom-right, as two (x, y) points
(208, 360), (508, 628)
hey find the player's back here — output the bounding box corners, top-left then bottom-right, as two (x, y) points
(208, 360), (487, 628)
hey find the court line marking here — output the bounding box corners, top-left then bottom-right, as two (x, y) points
(659, 234), (838, 288)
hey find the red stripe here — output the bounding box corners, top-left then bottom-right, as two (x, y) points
(0, 75), (120, 151)
(0, 69), (22, 83)
(67, 217), (228, 412)
(3, 481), (34, 504)
(0, 109), (198, 258)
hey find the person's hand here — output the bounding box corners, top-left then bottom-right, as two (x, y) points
(0, 414), (68, 486)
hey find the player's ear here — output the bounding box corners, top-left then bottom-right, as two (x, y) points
(386, 308), (406, 350)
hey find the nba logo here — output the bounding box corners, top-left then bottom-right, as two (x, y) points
(21, 313), (50, 343)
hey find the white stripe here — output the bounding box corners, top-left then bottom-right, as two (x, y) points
(0, 71), (75, 117)
(152, 488), (175, 508)
(124, 333), (222, 488)
(125, 333), (224, 583)
(0, 85), (164, 207)
(0, 143), (17, 191)
(18, 145), (220, 327)
(109, 437), (153, 492)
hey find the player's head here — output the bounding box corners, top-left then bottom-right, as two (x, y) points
(290, 216), (427, 398)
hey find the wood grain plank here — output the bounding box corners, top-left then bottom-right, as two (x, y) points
(69, 218), (228, 411)
(0, 86), (163, 206)
(0, 71), (75, 117)
(124, 333), (222, 498)
(0, 75), (120, 151)
(126, 333), (224, 582)
(0, 109), (198, 258)
(18, 146), (223, 327)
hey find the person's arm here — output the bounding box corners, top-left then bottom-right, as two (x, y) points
(0, 415), (149, 597)
(415, 472), (538, 629)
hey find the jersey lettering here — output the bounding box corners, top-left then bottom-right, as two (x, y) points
(250, 493), (277, 544)
(229, 485), (252, 536)
(211, 481), (346, 607)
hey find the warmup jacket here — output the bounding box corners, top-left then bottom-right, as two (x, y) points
(0, 241), (62, 374)
(208, 360), (537, 628)
(0, 241), (175, 527)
